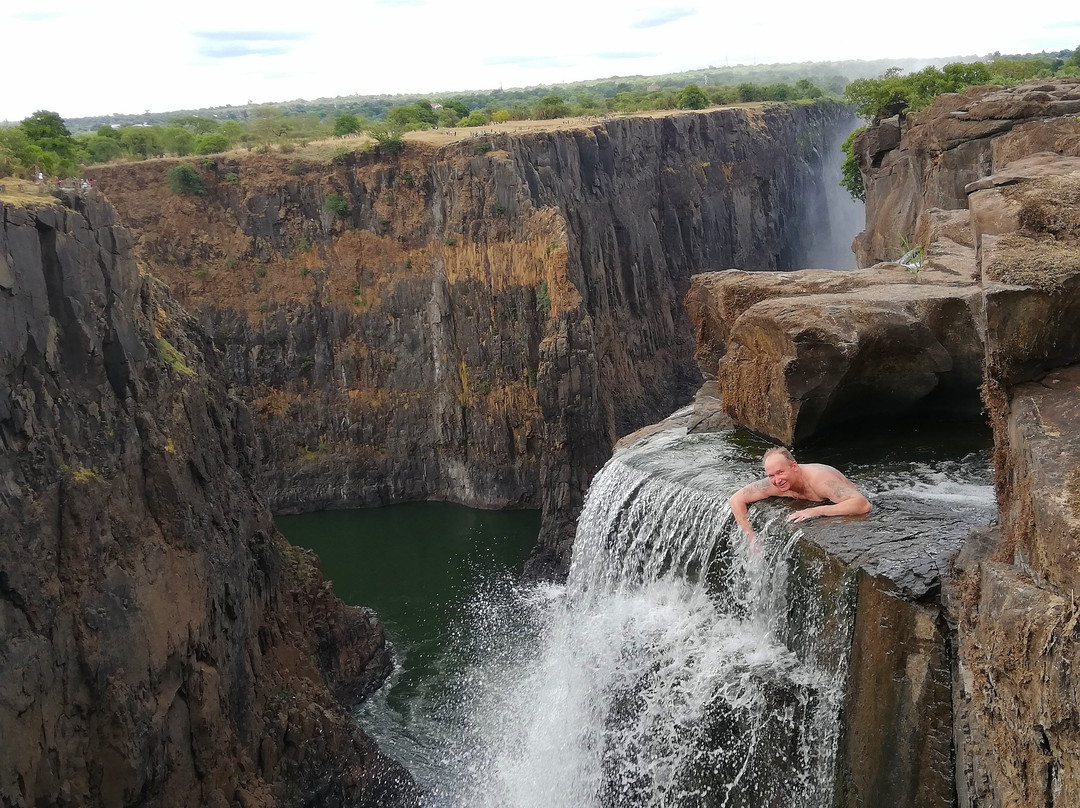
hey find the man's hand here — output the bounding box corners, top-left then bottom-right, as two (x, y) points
(786, 507), (823, 524)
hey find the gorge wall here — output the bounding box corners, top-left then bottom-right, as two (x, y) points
(86, 100), (858, 576)
(684, 78), (1080, 806)
(0, 193), (420, 807)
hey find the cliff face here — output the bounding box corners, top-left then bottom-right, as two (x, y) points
(851, 80), (1080, 267)
(87, 101), (858, 576)
(0, 193), (418, 807)
(683, 79), (1080, 806)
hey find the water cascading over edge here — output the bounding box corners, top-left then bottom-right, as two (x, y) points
(438, 434), (857, 808)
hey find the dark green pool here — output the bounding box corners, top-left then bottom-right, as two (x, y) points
(275, 502), (540, 774)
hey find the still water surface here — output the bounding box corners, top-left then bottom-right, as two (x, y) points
(276, 503), (540, 783)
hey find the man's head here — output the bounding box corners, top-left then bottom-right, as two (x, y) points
(762, 447), (798, 492)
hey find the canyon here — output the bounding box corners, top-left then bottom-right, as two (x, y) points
(4, 75), (1078, 807)
(83, 100), (857, 579)
(3, 100), (856, 806)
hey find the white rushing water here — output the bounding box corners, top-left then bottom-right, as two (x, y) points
(424, 442), (856, 808)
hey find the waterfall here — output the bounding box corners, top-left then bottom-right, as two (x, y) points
(428, 435), (856, 808)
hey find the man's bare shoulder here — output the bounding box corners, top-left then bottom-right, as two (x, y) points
(802, 463), (863, 500)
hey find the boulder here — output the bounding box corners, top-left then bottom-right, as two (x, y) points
(719, 283), (984, 445)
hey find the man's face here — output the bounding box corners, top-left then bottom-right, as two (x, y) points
(764, 456), (797, 492)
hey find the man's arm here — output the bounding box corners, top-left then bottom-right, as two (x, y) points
(786, 478), (871, 524)
(728, 479), (777, 540)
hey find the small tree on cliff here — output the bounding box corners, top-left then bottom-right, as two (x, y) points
(839, 128), (866, 203)
(166, 164), (207, 195)
(333, 113), (363, 136)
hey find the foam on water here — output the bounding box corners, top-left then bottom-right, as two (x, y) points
(424, 454), (854, 808)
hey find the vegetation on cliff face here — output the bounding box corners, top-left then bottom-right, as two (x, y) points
(839, 127), (866, 202)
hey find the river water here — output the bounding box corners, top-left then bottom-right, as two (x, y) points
(277, 420), (995, 808)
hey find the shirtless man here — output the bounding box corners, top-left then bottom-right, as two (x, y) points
(729, 447), (871, 542)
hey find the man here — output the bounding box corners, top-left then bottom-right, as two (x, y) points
(729, 447), (871, 542)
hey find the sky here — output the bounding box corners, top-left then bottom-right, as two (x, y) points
(3, 1), (1078, 123)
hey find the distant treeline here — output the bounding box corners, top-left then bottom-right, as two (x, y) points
(1, 49), (1076, 179)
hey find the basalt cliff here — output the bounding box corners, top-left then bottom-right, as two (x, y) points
(85, 100), (857, 577)
(0, 192), (420, 806)
(685, 78), (1080, 807)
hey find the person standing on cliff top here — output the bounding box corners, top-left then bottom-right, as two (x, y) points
(728, 447), (872, 544)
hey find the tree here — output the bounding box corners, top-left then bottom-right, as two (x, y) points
(120, 127), (161, 159)
(461, 110), (488, 127)
(675, 84), (708, 109)
(365, 123), (404, 154)
(737, 83), (764, 102)
(437, 107), (461, 128)
(168, 115), (219, 134)
(81, 134), (124, 163)
(194, 133), (230, 154)
(219, 120), (243, 142)
(20, 110), (77, 172)
(443, 99), (470, 120)
(333, 113), (363, 136)
(795, 79), (823, 99)
(162, 127), (196, 156)
(840, 127), (866, 202)
(166, 164), (206, 195)
(536, 94), (570, 119)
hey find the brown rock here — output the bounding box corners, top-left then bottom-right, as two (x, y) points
(718, 284), (983, 444)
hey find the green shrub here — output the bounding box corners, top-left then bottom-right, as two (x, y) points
(297, 237), (312, 252)
(324, 193), (348, 218)
(536, 280), (551, 317)
(166, 164), (206, 195)
(222, 172), (240, 185)
(196, 134), (230, 155)
(676, 84), (708, 110)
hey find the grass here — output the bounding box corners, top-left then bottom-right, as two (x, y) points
(0, 177), (55, 206)
(158, 338), (196, 377)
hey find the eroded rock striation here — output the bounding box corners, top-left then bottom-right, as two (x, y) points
(0, 192), (419, 807)
(86, 101), (857, 577)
